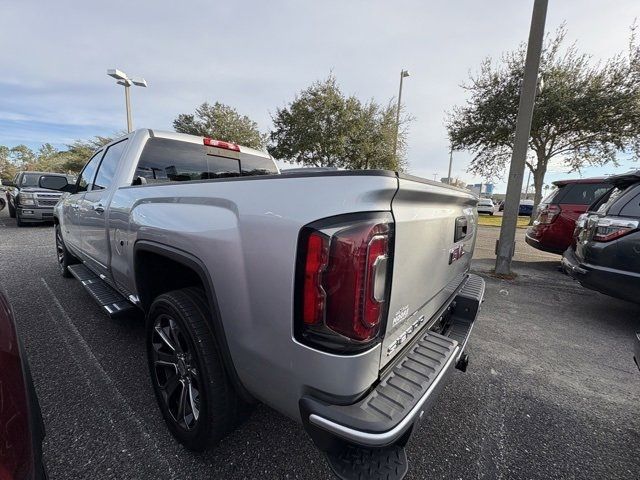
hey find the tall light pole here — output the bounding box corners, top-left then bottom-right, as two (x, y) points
(393, 69), (410, 162)
(447, 147), (454, 184)
(107, 69), (147, 133)
(495, 0), (548, 275)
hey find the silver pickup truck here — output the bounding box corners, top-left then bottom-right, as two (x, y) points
(54, 129), (484, 480)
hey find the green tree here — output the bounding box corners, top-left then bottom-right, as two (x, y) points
(269, 76), (411, 171)
(58, 136), (114, 172)
(33, 143), (65, 172)
(0, 146), (18, 181)
(9, 145), (36, 170)
(446, 25), (640, 214)
(173, 102), (267, 149)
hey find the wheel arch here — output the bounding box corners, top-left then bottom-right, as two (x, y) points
(133, 240), (254, 403)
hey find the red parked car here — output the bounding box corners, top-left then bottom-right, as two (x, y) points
(525, 177), (611, 254)
(0, 286), (46, 480)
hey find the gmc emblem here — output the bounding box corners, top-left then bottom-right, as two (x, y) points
(449, 244), (465, 264)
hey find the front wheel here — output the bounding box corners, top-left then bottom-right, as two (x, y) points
(55, 224), (78, 277)
(16, 213), (25, 227)
(8, 201), (16, 218)
(147, 287), (241, 451)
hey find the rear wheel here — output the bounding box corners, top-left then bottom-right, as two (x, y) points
(55, 224), (78, 277)
(147, 287), (240, 450)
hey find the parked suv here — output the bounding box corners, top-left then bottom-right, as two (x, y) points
(562, 170), (640, 304)
(6, 171), (75, 226)
(526, 177), (611, 254)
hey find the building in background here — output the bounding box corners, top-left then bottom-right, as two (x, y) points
(467, 183), (494, 197)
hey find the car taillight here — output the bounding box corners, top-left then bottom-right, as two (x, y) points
(296, 213), (393, 352)
(535, 204), (561, 224)
(302, 232), (329, 325)
(592, 217), (639, 242)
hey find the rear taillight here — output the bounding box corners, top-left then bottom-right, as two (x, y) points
(592, 217), (639, 242)
(296, 213), (393, 352)
(535, 204), (561, 224)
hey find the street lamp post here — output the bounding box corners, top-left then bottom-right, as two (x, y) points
(107, 69), (147, 133)
(393, 69), (410, 162)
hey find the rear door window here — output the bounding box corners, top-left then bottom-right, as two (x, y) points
(559, 183), (610, 205)
(134, 138), (240, 184)
(76, 151), (104, 193)
(93, 139), (128, 190)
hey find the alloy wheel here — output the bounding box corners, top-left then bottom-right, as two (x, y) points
(151, 314), (201, 430)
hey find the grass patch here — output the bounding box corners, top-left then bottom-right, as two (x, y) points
(477, 215), (530, 229)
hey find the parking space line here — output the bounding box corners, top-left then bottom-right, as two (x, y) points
(40, 277), (177, 478)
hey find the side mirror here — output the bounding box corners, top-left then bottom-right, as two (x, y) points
(39, 175), (69, 191)
(3, 180), (15, 187)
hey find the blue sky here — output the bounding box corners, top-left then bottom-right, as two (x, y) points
(1, 0), (638, 192)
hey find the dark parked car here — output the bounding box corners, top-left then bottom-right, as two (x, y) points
(518, 199), (534, 216)
(0, 285), (46, 479)
(5, 171), (75, 226)
(562, 170), (640, 304)
(526, 177), (611, 254)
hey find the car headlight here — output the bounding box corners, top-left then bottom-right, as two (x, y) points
(18, 193), (35, 206)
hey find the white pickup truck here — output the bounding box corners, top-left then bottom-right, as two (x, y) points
(53, 129), (484, 480)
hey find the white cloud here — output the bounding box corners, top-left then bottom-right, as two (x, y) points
(1, 0), (638, 190)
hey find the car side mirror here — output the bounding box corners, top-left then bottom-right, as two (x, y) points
(3, 180), (15, 187)
(39, 175), (69, 191)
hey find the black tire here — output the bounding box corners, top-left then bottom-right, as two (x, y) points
(489, 212), (494, 216)
(147, 287), (240, 451)
(8, 201), (16, 218)
(55, 224), (78, 277)
(16, 213), (25, 227)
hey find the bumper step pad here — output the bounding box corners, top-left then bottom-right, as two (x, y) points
(67, 264), (136, 318)
(303, 274), (485, 480)
(326, 444), (408, 480)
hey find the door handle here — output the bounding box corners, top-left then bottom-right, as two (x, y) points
(71, 204), (80, 210)
(93, 204), (105, 214)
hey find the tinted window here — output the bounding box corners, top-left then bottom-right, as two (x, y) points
(559, 183), (610, 205)
(39, 175), (68, 191)
(77, 151), (103, 193)
(241, 154), (278, 176)
(135, 138), (240, 184)
(540, 186), (559, 204)
(20, 173), (41, 187)
(93, 140), (128, 190)
(595, 187), (626, 214)
(619, 186), (640, 217)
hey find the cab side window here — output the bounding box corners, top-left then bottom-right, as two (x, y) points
(76, 151), (104, 193)
(93, 140), (128, 190)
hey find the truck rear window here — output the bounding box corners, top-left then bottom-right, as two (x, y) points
(133, 138), (277, 184)
(135, 138), (239, 183)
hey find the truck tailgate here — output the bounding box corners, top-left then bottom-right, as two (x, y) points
(381, 175), (477, 368)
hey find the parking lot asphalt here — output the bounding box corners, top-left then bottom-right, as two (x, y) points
(1, 209), (639, 480)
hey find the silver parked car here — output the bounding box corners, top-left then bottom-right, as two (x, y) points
(54, 129), (484, 479)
